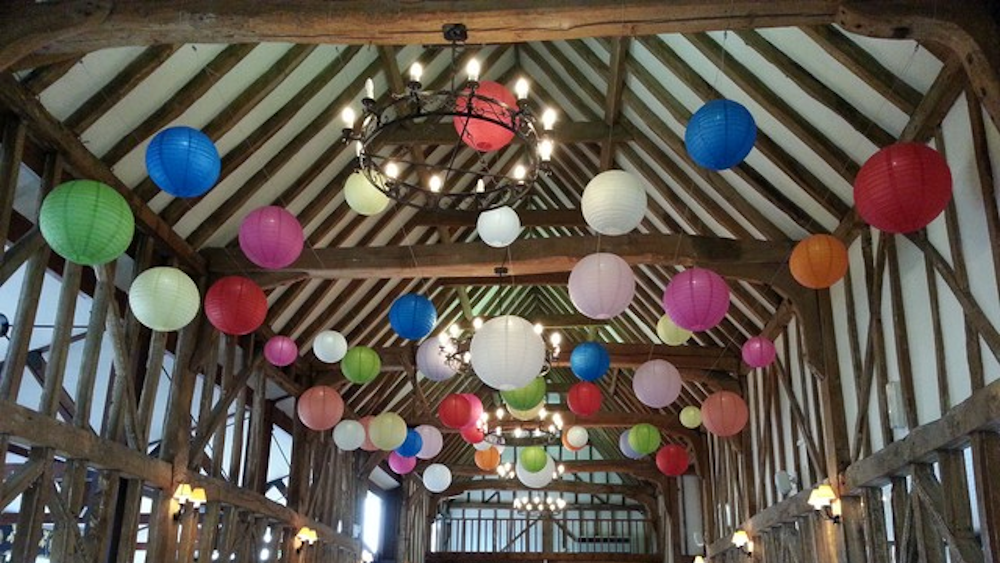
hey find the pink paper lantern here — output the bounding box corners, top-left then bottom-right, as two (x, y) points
(568, 253), (636, 320)
(662, 268), (730, 331)
(632, 359), (682, 409)
(742, 336), (776, 368)
(238, 206), (304, 269)
(296, 385), (345, 431)
(453, 81), (518, 152)
(264, 336), (298, 367)
(701, 391), (749, 437)
(462, 393), (484, 429)
(388, 451), (417, 475)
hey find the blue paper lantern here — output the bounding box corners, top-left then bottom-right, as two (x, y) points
(396, 428), (424, 458)
(570, 342), (610, 382)
(389, 294), (437, 340)
(684, 99), (757, 170)
(146, 126), (221, 197)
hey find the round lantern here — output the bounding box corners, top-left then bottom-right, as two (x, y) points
(656, 314), (692, 346)
(453, 81), (517, 152)
(415, 425), (443, 459)
(477, 206), (522, 248)
(789, 234), (849, 290)
(517, 455), (555, 489)
(461, 425), (485, 444)
(628, 423), (661, 456)
(854, 143), (952, 234)
(701, 391), (749, 437)
(662, 268), (730, 332)
(389, 293), (437, 341)
(369, 412), (407, 451)
(204, 276), (267, 336)
(438, 394), (472, 429)
(128, 267), (200, 332)
(388, 451), (417, 475)
(742, 336), (776, 368)
(520, 446), (548, 473)
(679, 406), (702, 429)
(359, 416), (377, 452)
(470, 315), (546, 391)
(39, 180), (134, 266)
(145, 126), (221, 197)
(333, 420), (365, 451)
(344, 171), (390, 216)
(568, 253), (636, 320)
(633, 360), (682, 409)
(619, 431), (644, 460)
(501, 377), (547, 411)
(313, 330), (348, 364)
(296, 385), (344, 431)
(238, 206), (303, 269)
(462, 394), (484, 428)
(422, 463), (453, 493)
(416, 339), (457, 382)
(570, 342), (610, 382)
(567, 382), (602, 417)
(581, 170), (647, 235)
(562, 432), (583, 452)
(656, 445), (690, 477)
(264, 336), (298, 367)
(341, 346), (381, 384)
(473, 440), (493, 452)
(396, 428), (424, 458)
(508, 401), (545, 421)
(565, 426), (589, 449)
(475, 447), (502, 471)
(685, 99), (757, 170)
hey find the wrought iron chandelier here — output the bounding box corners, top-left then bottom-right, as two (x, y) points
(513, 495), (567, 515)
(436, 316), (562, 378)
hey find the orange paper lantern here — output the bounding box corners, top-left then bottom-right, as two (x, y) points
(789, 234), (849, 289)
(296, 385), (344, 431)
(474, 447), (501, 471)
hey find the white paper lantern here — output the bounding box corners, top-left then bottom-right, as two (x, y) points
(565, 426), (589, 449)
(517, 454), (555, 489)
(581, 170), (647, 235)
(568, 253), (635, 319)
(476, 206), (521, 248)
(313, 330), (348, 363)
(473, 440), (493, 451)
(470, 315), (546, 390)
(415, 425), (443, 459)
(333, 420), (365, 451)
(344, 171), (389, 216)
(422, 463), (453, 493)
(129, 267), (200, 332)
(416, 339), (457, 382)
(633, 359), (682, 408)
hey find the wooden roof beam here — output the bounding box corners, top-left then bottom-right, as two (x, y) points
(599, 37), (630, 170)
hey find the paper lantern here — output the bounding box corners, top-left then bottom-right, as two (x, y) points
(508, 401), (545, 421)
(742, 336), (776, 368)
(470, 315), (546, 391)
(854, 143), (952, 234)
(359, 416), (377, 452)
(396, 428), (424, 458)
(565, 426), (589, 449)
(296, 385), (344, 431)
(461, 425), (485, 444)
(40, 180), (135, 266)
(204, 276), (267, 336)
(562, 432), (583, 452)
(619, 431), (644, 460)
(685, 99), (757, 170)
(462, 394), (484, 429)
(517, 455), (555, 489)
(477, 206), (522, 248)
(656, 314), (692, 346)
(701, 391), (749, 437)
(501, 377), (546, 411)
(344, 171), (390, 216)
(789, 234), (849, 289)
(389, 294), (437, 341)
(341, 346), (381, 384)
(475, 447), (501, 471)
(333, 420), (366, 451)
(369, 412), (407, 450)
(581, 170), (647, 235)
(438, 394), (472, 429)
(145, 126), (221, 197)
(628, 423), (661, 456)
(264, 336), (298, 367)
(453, 81), (517, 152)
(415, 425), (443, 459)
(422, 463), (453, 493)
(473, 440), (493, 452)
(679, 406), (702, 429)
(313, 330), (348, 364)
(568, 253), (636, 320)
(238, 206), (303, 269)
(388, 451), (417, 475)
(567, 382), (602, 417)
(519, 446), (548, 474)
(416, 339), (457, 382)
(663, 268), (730, 332)
(128, 267), (200, 332)
(633, 360), (682, 409)
(570, 342), (610, 382)
(656, 445), (690, 477)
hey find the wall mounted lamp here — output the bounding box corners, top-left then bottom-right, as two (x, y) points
(807, 484), (842, 524)
(172, 483), (207, 520)
(731, 530), (754, 557)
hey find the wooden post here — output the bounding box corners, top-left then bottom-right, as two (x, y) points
(972, 432), (1000, 563)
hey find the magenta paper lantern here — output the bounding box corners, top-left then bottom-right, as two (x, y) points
(462, 393), (484, 429)
(388, 451), (417, 475)
(662, 268), (730, 331)
(742, 336), (776, 368)
(264, 336), (298, 367)
(238, 206), (304, 269)
(568, 252), (636, 319)
(632, 359), (682, 409)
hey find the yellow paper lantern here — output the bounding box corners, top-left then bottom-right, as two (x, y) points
(656, 314), (692, 346)
(344, 171), (389, 216)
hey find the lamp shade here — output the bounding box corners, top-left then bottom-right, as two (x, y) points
(619, 430), (644, 460)
(461, 425), (485, 444)
(264, 336), (298, 367)
(238, 206), (303, 269)
(344, 171), (390, 216)
(415, 425), (443, 459)
(656, 314), (692, 346)
(656, 445), (690, 477)
(416, 339), (457, 382)
(313, 330), (348, 364)
(628, 423), (661, 456)
(128, 267), (200, 332)
(388, 451), (417, 475)
(145, 126), (221, 197)
(333, 420), (366, 451)
(501, 377), (547, 411)
(438, 394), (472, 429)
(396, 428), (424, 458)
(470, 315), (546, 391)
(581, 170), (647, 235)
(854, 143), (952, 234)
(40, 180), (135, 266)
(701, 391), (749, 437)
(568, 253), (635, 320)
(790, 234), (849, 289)
(369, 412), (407, 450)
(679, 406), (702, 429)
(453, 81), (517, 152)
(570, 342), (610, 382)
(204, 276), (267, 336)
(296, 385), (344, 431)
(516, 455), (555, 489)
(477, 206), (522, 248)
(567, 382), (602, 417)
(742, 336), (776, 368)
(633, 359), (682, 409)
(565, 426), (589, 449)
(685, 99), (756, 170)
(389, 294), (437, 340)
(475, 447), (502, 471)
(520, 446), (548, 473)
(422, 463), (453, 493)
(341, 346), (381, 384)
(662, 268), (730, 332)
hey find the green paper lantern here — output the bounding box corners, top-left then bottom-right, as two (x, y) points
(679, 406), (702, 429)
(342, 346), (381, 384)
(501, 377), (547, 411)
(520, 446), (547, 473)
(369, 412), (407, 450)
(40, 180), (135, 266)
(656, 314), (692, 346)
(628, 423), (661, 456)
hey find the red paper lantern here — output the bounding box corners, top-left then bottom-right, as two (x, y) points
(461, 393), (484, 429)
(656, 445), (690, 477)
(453, 81), (518, 152)
(854, 143), (952, 234)
(296, 385), (344, 431)
(439, 394), (472, 429)
(567, 382), (602, 417)
(701, 391), (749, 437)
(461, 425), (485, 444)
(204, 276), (267, 336)
(359, 415), (378, 452)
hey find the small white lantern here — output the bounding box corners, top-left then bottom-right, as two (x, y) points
(565, 425), (589, 449)
(129, 267), (200, 332)
(568, 252), (635, 319)
(422, 463), (453, 493)
(581, 170), (647, 235)
(476, 206), (522, 248)
(470, 315), (546, 391)
(313, 330), (348, 363)
(333, 420), (365, 451)
(517, 454), (555, 489)
(344, 171), (389, 216)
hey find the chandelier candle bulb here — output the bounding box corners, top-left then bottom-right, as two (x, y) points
(539, 139), (553, 161)
(364, 78), (375, 100)
(466, 59), (481, 82)
(429, 175), (442, 193)
(409, 62), (422, 84)
(476, 179), (486, 193)
(513, 165), (526, 182)
(385, 162), (399, 179)
(341, 107), (356, 128)
(542, 108), (557, 130)
(515, 78), (530, 100)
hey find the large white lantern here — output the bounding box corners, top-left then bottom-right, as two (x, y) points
(416, 339), (456, 382)
(476, 206), (521, 248)
(128, 267), (200, 332)
(344, 171), (389, 216)
(568, 252), (635, 319)
(581, 170), (647, 235)
(313, 330), (348, 364)
(422, 463), (453, 493)
(517, 454), (556, 489)
(333, 420), (366, 451)
(470, 315), (546, 390)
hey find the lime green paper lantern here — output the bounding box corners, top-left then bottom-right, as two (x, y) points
(501, 377), (546, 411)
(369, 412), (407, 450)
(520, 446), (547, 473)
(628, 423), (661, 456)
(344, 171), (389, 216)
(40, 180), (134, 265)
(656, 314), (692, 346)
(342, 346), (381, 384)
(679, 406), (702, 429)
(129, 267), (200, 332)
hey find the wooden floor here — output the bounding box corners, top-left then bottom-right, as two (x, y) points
(425, 552), (664, 563)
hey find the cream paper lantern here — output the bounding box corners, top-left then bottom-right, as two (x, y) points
(368, 412), (407, 451)
(313, 330), (348, 363)
(128, 267), (200, 332)
(476, 206), (522, 248)
(565, 426), (589, 449)
(422, 463), (453, 493)
(344, 171), (389, 216)
(657, 314), (693, 346)
(333, 420), (366, 451)
(517, 454), (556, 489)
(581, 170), (647, 235)
(507, 400), (545, 421)
(470, 315), (546, 391)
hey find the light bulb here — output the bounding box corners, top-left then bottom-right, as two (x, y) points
(341, 107), (356, 128)
(495, 407), (505, 419)
(472, 317), (484, 330)
(558, 464), (565, 474)
(212, 551), (220, 561)
(539, 139), (553, 162)
(542, 108), (557, 130)
(538, 407), (547, 419)
(556, 498), (566, 508)
(466, 59), (481, 82)
(259, 548), (271, 561)
(513, 165), (526, 181)
(354, 141), (362, 158)
(515, 78), (530, 100)
(409, 62), (423, 83)
(550, 332), (562, 346)
(448, 324), (461, 337)
(429, 175), (442, 193)
(385, 162), (399, 179)
(533, 323), (544, 335)
(475, 178), (486, 193)
(480, 412), (489, 421)
(365, 78), (375, 99)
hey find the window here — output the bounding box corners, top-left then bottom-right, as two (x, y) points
(362, 490), (383, 555)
